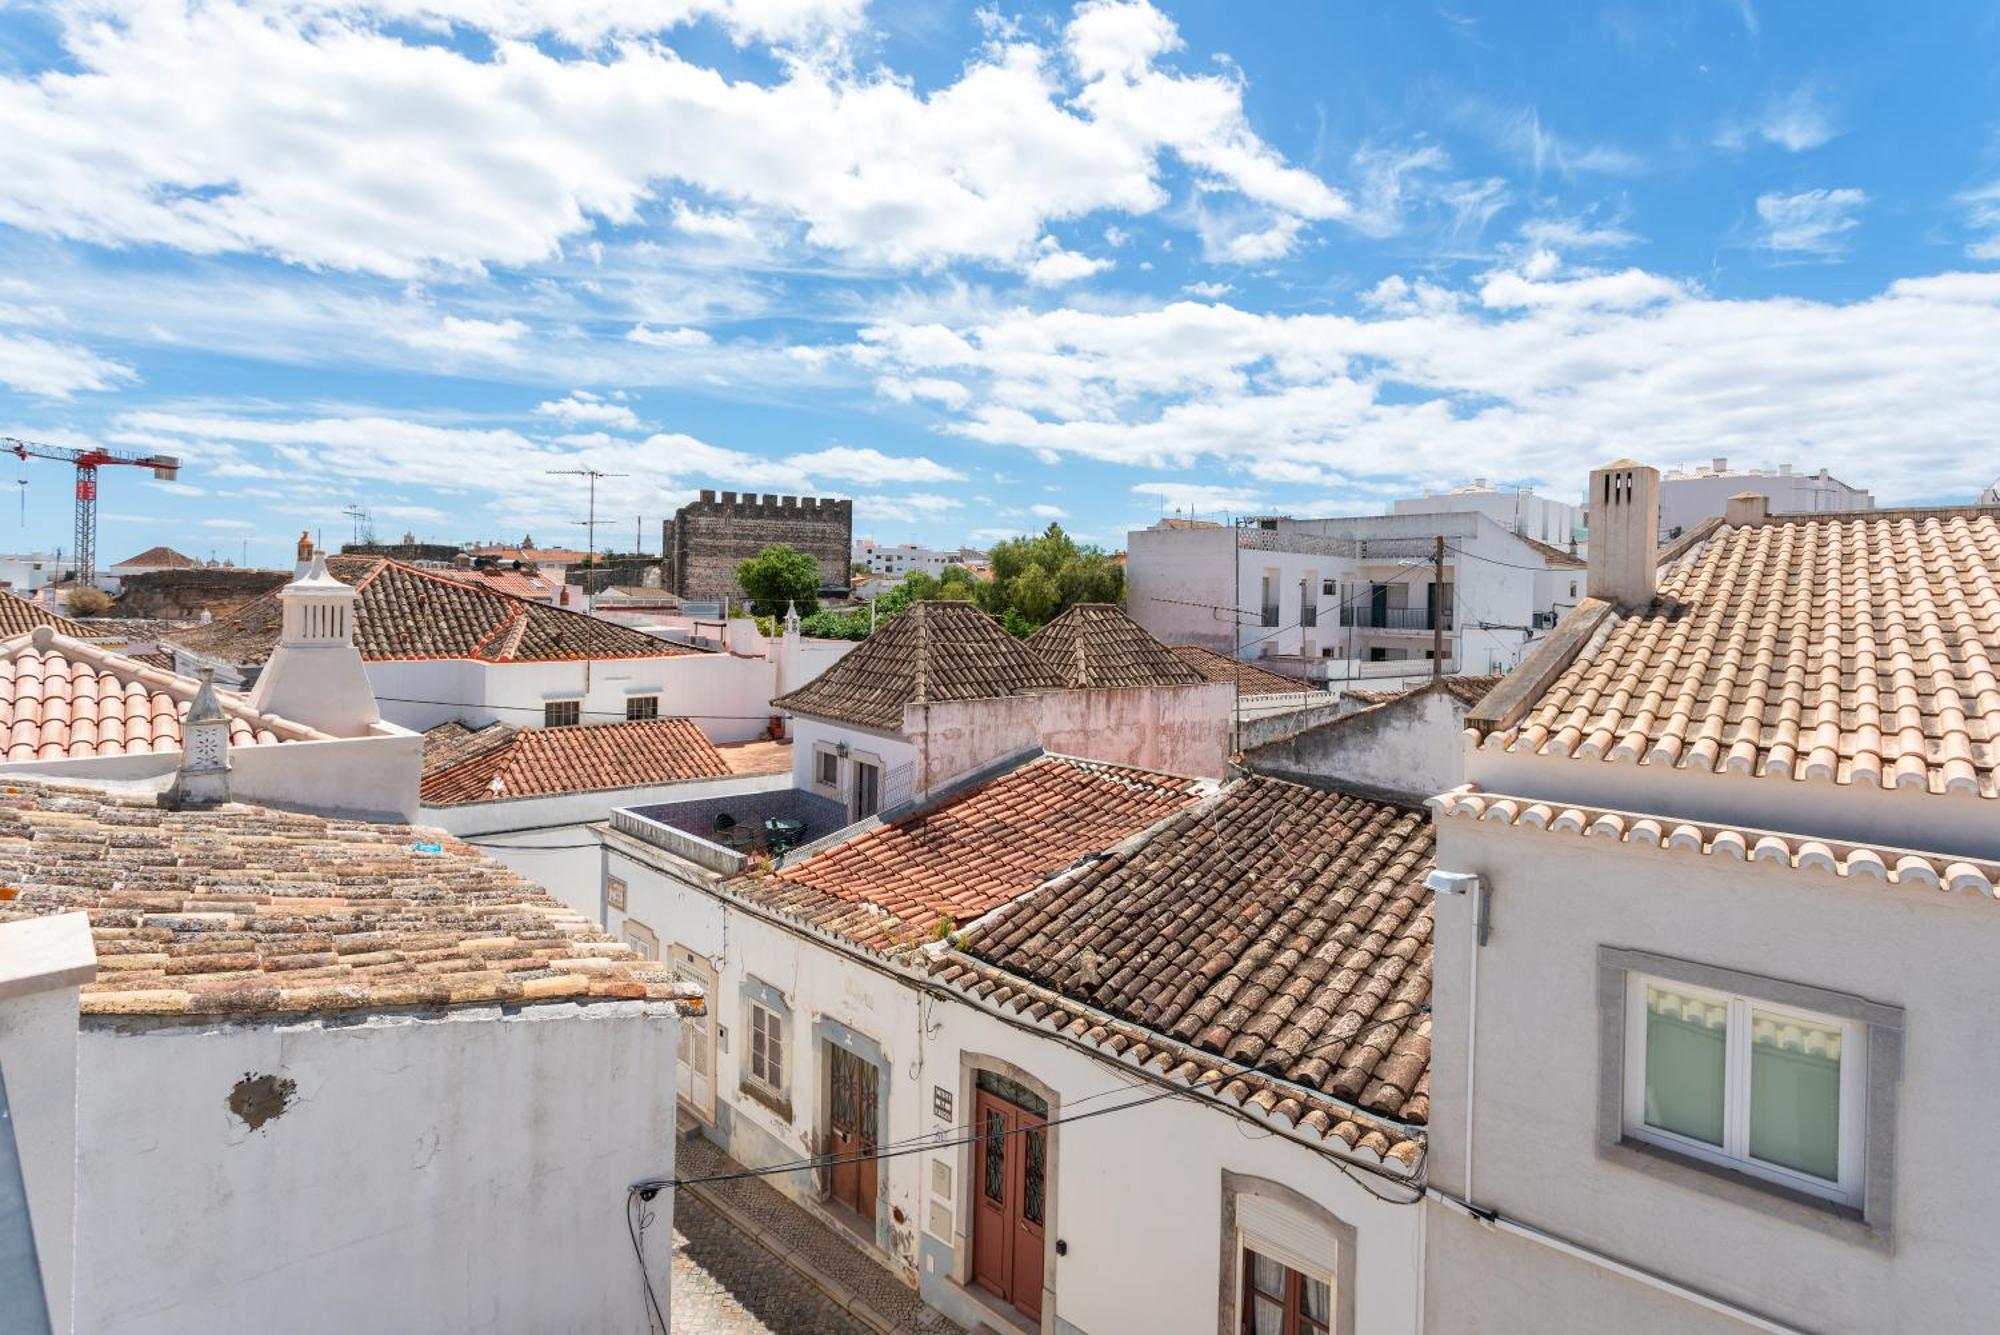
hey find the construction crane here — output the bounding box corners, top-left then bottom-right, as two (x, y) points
(3, 437), (180, 588)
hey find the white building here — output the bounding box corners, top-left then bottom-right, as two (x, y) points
(1393, 480), (1583, 549)
(0, 549), (61, 594)
(1422, 462), (2000, 1333)
(602, 753), (1431, 1334)
(1653, 456), (1874, 538)
(168, 542), (784, 743)
(853, 542), (958, 577)
(0, 778), (697, 1335)
(1125, 510), (1587, 683)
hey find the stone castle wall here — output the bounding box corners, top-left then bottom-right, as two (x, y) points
(664, 491), (853, 599)
(114, 569), (288, 620)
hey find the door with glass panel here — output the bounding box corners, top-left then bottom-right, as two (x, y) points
(1241, 1249), (1331, 1335)
(827, 1045), (879, 1226)
(668, 945), (715, 1122)
(970, 1072), (1047, 1321)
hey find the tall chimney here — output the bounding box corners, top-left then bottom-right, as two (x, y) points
(167, 667), (232, 808)
(1588, 459), (1660, 612)
(248, 550), (381, 737)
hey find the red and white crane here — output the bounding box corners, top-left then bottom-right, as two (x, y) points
(3, 437), (181, 588)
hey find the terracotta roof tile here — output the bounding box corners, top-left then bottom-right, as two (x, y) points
(419, 720), (516, 779)
(1516, 535), (1586, 569)
(774, 601), (1066, 731)
(0, 628), (327, 762)
(0, 593), (97, 641)
(1345, 674), (1504, 710)
(736, 755), (1203, 948)
(0, 777), (685, 1016)
(435, 566), (561, 601)
(108, 546), (201, 570)
(1169, 644), (1315, 698)
(1486, 508), (2000, 797)
(421, 718), (731, 805)
(170, 555), (696, 667)
(1025, 604), (1206, 689)
(935, 775), (1432, 1165)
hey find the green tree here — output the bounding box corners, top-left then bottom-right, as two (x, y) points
(735, 544), (822, 616)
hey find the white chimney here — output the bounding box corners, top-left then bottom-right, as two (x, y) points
(1588, 459), (1660, 612)
(167, 667), (232, 807)
(248, 550), (381, 738)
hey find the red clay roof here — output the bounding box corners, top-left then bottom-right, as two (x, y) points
(422, 718), (732, 805)
(171, 555), (697, 666)
(1026, 603), (1206, 689)
(739, 755), (1204, 948)
(0, 628), (325, 762)
(1169, 644), (1314, 698)
(0, 593), (95, 641)
(436, 566), (561, 602)
(108, 545), (200, 570)
(0, 777), (689, 1018)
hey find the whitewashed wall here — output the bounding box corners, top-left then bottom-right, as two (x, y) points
(71, 1002), (681, 1335)
(1425, 813), (1997, 1334)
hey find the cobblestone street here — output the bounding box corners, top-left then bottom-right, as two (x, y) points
(672, 1190), (876, 1334)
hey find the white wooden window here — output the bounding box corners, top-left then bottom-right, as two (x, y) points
(625, 695), (660, 721)
(544, 699), (581, 728)
(747, 1002), (785, 1093)
(1624, 973), (1865, 1206)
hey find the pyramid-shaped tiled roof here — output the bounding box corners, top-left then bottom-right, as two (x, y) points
(108, 545), (201, 570)
(774, 601), (1066, 731)
(170, 556), (699, 666)
(1025, 603), (1205, 689)
(421, 718), (731, 805)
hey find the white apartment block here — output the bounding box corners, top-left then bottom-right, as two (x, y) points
(1654, 456), (1874, 537)
(852, 541), (957, 577)
(1125, 510), (1586, 681)
(0, 550), (62, 593)
(1392, 480), (1584, 549)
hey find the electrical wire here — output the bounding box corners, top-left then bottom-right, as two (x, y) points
(626, 1189), (669, 1334)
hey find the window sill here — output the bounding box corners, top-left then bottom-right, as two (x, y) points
(1599, 1135), (1888, 1252)
(737, 1080), (793, 1125)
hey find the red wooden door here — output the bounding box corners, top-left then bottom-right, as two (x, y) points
(970, 1086), (1047, 1321)
(828, 1046), (878, 1225)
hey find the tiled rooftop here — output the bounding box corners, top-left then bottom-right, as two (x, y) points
(0, 593), (95, 641)
(715, 737), (793, 776)
(1516, 535), (1586, 569)
(0, 628), (325, 762)
(774, 601), (1066, 731)
(421, 717), (732, 805)
(738, 754), (1203, 949)
(1345, 674), (1504, 710)
(172, 555), (697, 666)
(1169, 644), (1314, 698)
(937, 775), (1432, 1166)
(435, 565), (561, 602)
(0, 777), (687, 1016)
(108, 545), (200, 570)
(1025, 603), (1206, 690)
(1484, 508), (2000, 797)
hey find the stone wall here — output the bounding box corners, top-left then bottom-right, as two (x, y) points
(664, 490), (853, 599)
(340, 540), (462, 563)
(114, 569), (287, 620)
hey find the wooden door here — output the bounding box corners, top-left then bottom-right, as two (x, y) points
(827, 1046), (878, 1225)
(971, 1086), (1047, 1321)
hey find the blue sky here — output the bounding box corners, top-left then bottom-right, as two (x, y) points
(2, 0), (1997, 567)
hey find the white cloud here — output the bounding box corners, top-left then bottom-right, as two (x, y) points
(1182, 280), (1233, 299)
(199, 517), (256, 529)
(782, 446), (965, 484)
(394, 316), (530, 357)
(1518, 213), (1638, 252)
(844, 267), (2000, 503)
(1028, 503), (1067, 518)
(316, 0), (866, 45)
(1957, 182), (2000, 260)
(1130, 481), (1266, 515)
(1755, 188), (1866, 256)
(1024, 238), (1113, 286)
(626, 324), (716, 349)
(1722, 84), (1838, 153)
(534, 392), (641, 429)
(0, 0), (1338, 280)
(0, 327), (136, 396)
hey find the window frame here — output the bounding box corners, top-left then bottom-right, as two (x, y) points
(1218, 1171), (1354, 1335)
(811, 743), (842, 795)
(624, 694), (660, 721)
(1597, 947), (1903, 1245)
(746, 1000), (786, 1096)
(543, 698), (582, 728)
(1622, 972), (1866, 1207)
(1241, 1247), (1331, 1335)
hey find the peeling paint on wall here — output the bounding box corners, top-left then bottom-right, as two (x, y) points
(227, 1073), (296, 1131)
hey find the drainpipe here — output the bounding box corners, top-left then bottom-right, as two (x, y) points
(1425, 870), (1485, 1201)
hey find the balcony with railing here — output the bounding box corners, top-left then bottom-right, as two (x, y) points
(1339, 605), (1454, 631)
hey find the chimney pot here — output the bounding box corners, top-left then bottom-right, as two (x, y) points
(1586, 460), (1661, 613)
(1725, 492), (1770, 527)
